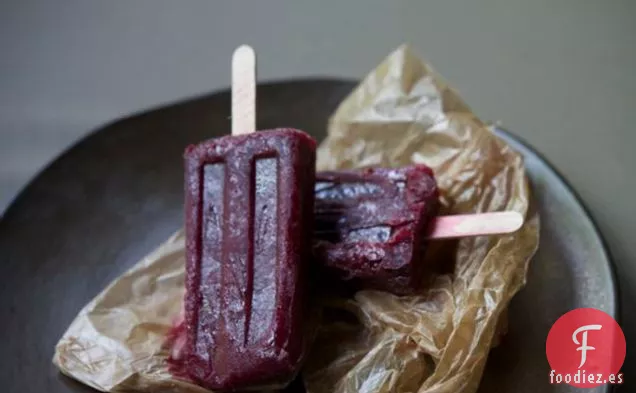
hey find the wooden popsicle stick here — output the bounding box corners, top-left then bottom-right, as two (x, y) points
(231, 45), (256, 136)
(426, 211), (524, 239)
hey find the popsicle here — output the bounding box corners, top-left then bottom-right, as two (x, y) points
(313, 165), (438, 295)
(177, 46), (316, 390)
(313, 166), (523, 295)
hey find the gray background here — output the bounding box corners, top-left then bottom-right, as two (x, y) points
(1, 0), (634, 384)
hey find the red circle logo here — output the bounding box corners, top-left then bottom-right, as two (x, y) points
(546, 308), (625, 388)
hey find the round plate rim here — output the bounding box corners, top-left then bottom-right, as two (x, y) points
(492, 126), (620, 323)
(0, 78), (620, 393)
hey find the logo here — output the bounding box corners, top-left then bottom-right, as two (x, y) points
(572, 324), (602, 368)
(546, 308), (625, 388)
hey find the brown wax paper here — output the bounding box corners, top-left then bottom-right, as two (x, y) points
(53, 45), (539, 393)
(305, 45), (539, 393)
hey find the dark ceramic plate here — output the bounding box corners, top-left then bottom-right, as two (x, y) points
(0, 79), (618, 393)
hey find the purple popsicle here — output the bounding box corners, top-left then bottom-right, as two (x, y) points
(313, 165), (439, 295)
(178, 129), (316, 390)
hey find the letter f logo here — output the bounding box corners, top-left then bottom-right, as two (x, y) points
(572, 324), (602, 368)
(547, 308), (625, 388)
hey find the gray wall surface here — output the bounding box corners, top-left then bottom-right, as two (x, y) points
(1, 0), (634, 384)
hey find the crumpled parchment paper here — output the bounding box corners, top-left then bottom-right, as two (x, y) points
(53, 45), (539, 393)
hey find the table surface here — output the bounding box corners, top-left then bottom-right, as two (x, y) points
(1, 0), (634, 383)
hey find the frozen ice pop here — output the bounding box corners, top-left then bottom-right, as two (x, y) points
(313, 165), (439, 295)
(176, 46), (316, 390)
(182, 130), (315, 390)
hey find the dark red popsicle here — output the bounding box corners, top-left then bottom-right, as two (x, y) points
(313, 165), (439, 295)
(178, 128), (315, 390)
